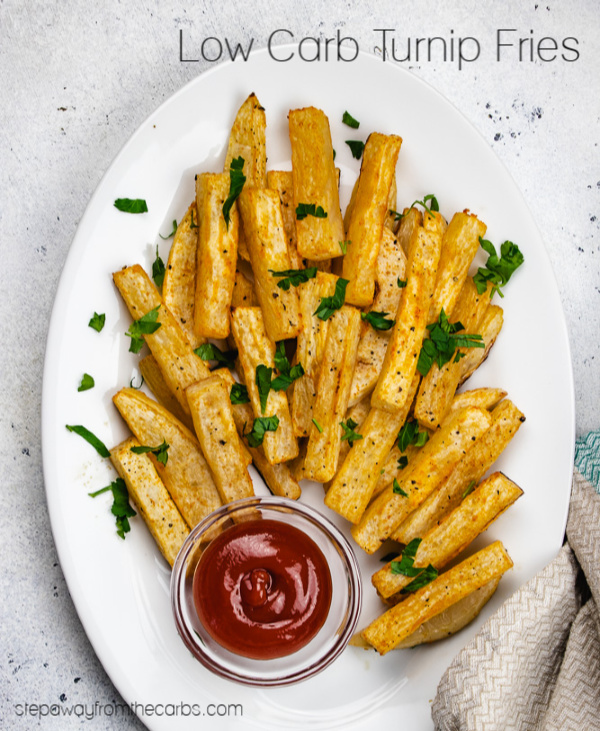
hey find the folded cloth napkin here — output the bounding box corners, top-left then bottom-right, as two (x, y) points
(432, 429), (600, 731)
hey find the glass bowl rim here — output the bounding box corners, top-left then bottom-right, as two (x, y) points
(170, 495), (363, 687)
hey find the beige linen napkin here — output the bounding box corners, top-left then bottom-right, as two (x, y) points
(432, 430), (600, 730)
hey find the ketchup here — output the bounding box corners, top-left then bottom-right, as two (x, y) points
(192, 519), (332, 660)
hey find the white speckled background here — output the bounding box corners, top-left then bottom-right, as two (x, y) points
(1, 1), (598, 729)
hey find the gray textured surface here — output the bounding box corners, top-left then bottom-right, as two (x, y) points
(1, 1), (598, 729)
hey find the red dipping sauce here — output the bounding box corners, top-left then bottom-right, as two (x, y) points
(192, 518), (333, 660)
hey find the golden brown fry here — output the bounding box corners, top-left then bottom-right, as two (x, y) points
(351, 406), (493, 553)
(230, 306), (298, 464)
(194, 173), (239, 339)
(393, 399), (525, 544)
(237, 187), (302, 341)
(324, 374), (420, 524)
(349, 227), (407, 406)
(113, 265), (212, 416)
(291, 272), (338, 437)
(110, 437), (190, 566)
(289, 107), (345, 261)
(373, 472), (523, 598)
(342, 133), (403, 307)
(428, 211), (487, 323)
(458, 304), (504, 386)
(225, 388), (301, 499)
(231, 267), (258, 308)
(138, 354), (193, 430)
(361, 541), (513, 654)
(186, 376), (255, 504)
(443, 387), (508, 421)
(371, 211), (444, 413)
(162, 203), (204, 349)
(113, 388), (222, 529)
(225, 93), (267, 188)
(327, 396), (372, 488)
(303, 306), (362, 482)
(414, 277), (492, 430)
(352, 577), (500, 649)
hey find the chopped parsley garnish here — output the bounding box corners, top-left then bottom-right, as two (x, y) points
(126, 306), (161, 354)
(230, 383), (250, 404)
(65, 424), (110, 458)
(397, 455), (409, 470)
(473, 237), (524, 298)
(269, 266), (317, 291)
(77, 373), (95, 392)
(397, 278), (407, 288)
(417, 308), (484, 376)
(222, 156), (246, 227)
(361, 311), (395, 331)
(114, 198), (148, 214)
(312, 418), (323, 433)
(393, 478), (408, 497)
(129, 374), (144, 389)
(393, 194), (439, 220)
(159, 219), (178, 240)
(255, 345), (304, 412)
(88, 312), (105, 332)
(390, 537), (439, 592)
(391, 538), (422, 575)
(271, 342), (304, 391)
(195, 343), (237, 368)
(462, 480), (477, 499)
(89, 477), (136, 539)
(342, 111), (360, 129)
(255, 365), (273, 414)
(296, 203), (328, 220)
(314, 278), (348, 321)
(130, 439), (170, 466)
(152, 245), (166, 288)
(345, 140), (365, 159)
(397, 419), (429, 452)
(246, 415), (279, 448)
(339, 240), (350, 254)
(340, 418), (363, 447)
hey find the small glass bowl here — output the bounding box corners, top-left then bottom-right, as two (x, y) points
(171, 496), (362, 687)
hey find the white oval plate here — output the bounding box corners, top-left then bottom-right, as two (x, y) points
(42, 47), (574, 730)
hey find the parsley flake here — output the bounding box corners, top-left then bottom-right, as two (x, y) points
(66, 424), (110, 458)
(400, 565), (439, 593)
(130, 439), (170, 466)
(473, 237), (524, 298)
(393, 478), (408, 497)
(222, 156), (246, 227)
(89, 477), (136, 539)
(340, 418), (363, 447)
(296, 203), (328, 220)
(230, 383), (250, 405)
(345, 140), (365, 159)
(397, 278), (407, 289)
(397, 419), (429, 452)
(255, 365), (273, 414)
(314, 278), (348, 321)
(246, 415), (279, 448)
(417, 309), (484, 377)
(195, 343), (237, 369)
(312, 418), (323, 433)
(361, 311), (395, 331)
(77, 373), (95, 392)
(126, 306), (161, 354)
(342, 111), (360, 129)
(339, 240), (350, 254)
(114, 198), (148, 214)
(159, 219), (178, 240)
(269, 267), (317, 291)
(88, 312), (105, 332)
(152, 245), (166, 288)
